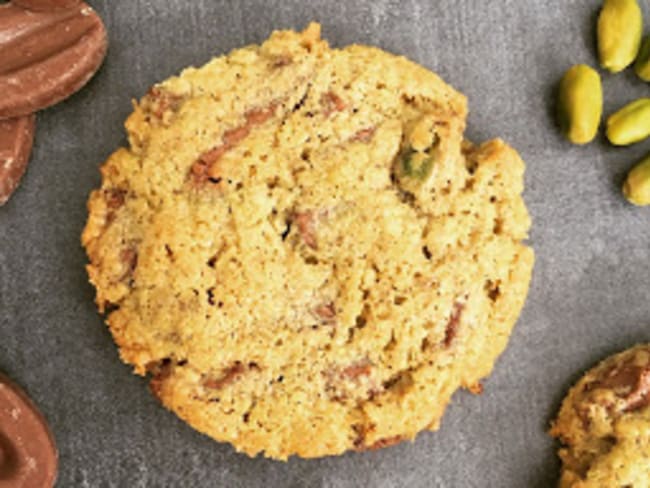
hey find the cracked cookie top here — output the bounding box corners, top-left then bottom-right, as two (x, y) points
(82, 23), (533, 459)
(551, 345), (650, 487)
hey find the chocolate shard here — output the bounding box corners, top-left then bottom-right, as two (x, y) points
(0, 114), (36, 206)
(0, 2), (107, 118)
(0, 372), (58, 487)
(11, 0), (81, 11)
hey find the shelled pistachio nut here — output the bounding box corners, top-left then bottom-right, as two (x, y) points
(557, 65), (603, 145)
(606, 98), (650, 145)
(598, 0), (643, 73)
(634, 35), (650, 81)
(623, 154), (650, 205)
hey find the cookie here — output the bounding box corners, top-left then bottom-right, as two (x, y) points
(551, 344), (650, 487)
(82, 23), (534, 459)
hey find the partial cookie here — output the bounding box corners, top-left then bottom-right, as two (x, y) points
(82, 23), (534, 459)
(551, 344), (650, 487)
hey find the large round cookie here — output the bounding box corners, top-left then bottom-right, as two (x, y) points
(82, 23), (534, 459)
(551, 345), (650, 487)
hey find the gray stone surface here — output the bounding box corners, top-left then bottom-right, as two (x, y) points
(1, 0), (650, 486)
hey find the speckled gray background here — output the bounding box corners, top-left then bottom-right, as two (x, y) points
(1, 0), (650, 486)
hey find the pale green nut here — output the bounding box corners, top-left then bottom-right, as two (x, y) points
(634, 35), (650, 81)
(598, 0), (643, 73)
(401, 150), (433, 180)
(606, 98), (650, 145)
(623, 154), (650, 206)
(557, 65), (603, 145)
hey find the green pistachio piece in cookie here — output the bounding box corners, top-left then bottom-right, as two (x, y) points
(401, 149), (433, 181)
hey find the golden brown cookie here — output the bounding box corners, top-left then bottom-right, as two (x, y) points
(82, 23), (534, 459)
(551, 344), (650, 487)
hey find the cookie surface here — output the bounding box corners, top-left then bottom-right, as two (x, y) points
(82, 23), (534, 459)
(551, 344), (650, 487)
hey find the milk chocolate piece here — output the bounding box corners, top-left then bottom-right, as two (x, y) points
(0, 2), (107, 119)
(0, 373), (57, 488)
(11, 0), (81, 11)
(0, 114), (35, 206)
(595, 360), (650, 412)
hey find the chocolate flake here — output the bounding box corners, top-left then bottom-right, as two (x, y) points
(203, 361), (260, 390)
(119, 246), (138, 281)
(443, 302), (464, 348)
(350, 127), (376, 143)
(294, 211), (318, 249)
(192, 102), (279, 184)
(314, 302), (336, 322)
(590, 361), (650, 412)
(105, 188), (126, 210)
(341, 361), (372, 379)
(147, 87), (185, 121)
(321, 91), (346, 116)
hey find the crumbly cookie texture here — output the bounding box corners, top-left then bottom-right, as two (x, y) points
(82, 23), (534, 459)
(551, 345), (650, 487)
